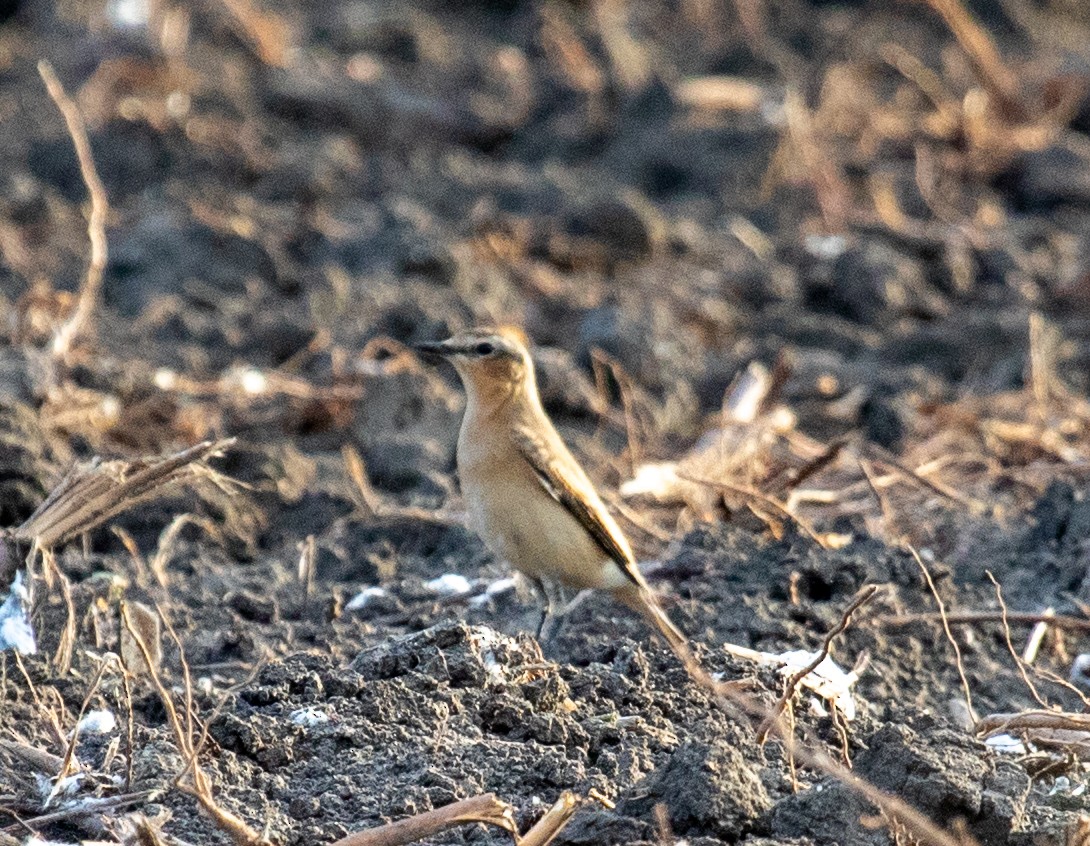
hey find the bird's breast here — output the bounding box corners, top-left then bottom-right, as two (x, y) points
(459, 461), (627, 591)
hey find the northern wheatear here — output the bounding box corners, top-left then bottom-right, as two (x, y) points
(414, 326), (690, 656)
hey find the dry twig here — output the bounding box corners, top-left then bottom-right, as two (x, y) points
(328, 793), (517, 846)
(37, 61), (109, 362)
(121, 604), (270, 846)
(54, 655), (116, 790)
(864, 444), (978, 511)
(16, 439), (234, 550)
(909, 546), (977, 723)
(879, 611), (1090, 633)
(976, 711), (1090, 735)
(986, 571), (1050, 708)
(757, 584), (879, 742)
(679, 472), (829, 547)
(520, 791), (579, 846)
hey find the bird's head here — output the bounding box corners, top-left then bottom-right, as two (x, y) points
(413, 326), (535, 400)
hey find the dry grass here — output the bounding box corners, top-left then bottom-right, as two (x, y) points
(4, 2), (1090, 844)
(329, 788), (580, 846)
(37, 60), (109, 365)
(120, 604), (271, 846)
(622, 313), (1090, 559)
(16, 439), (233, 550)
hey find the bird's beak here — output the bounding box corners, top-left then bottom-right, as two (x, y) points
(412, 339), (458, 358)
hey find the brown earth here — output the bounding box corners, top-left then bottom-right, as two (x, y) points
(4, 1), (1090, 844)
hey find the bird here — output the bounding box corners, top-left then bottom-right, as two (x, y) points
(413, 325), (697, 665)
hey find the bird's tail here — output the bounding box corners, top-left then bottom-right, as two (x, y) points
(616, 585), (718, 692)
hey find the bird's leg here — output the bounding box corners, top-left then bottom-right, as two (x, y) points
(529, 577), (551, 641)
(536, 580), (569, 644)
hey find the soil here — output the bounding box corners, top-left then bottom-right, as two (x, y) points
(3, 1), (1090, 844)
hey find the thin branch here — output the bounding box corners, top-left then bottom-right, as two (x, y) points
(863, 444), (978, 511)
(757, 584), (878, 742)
(879, 611), (1090, 633)
(679, 472), (829, 547)
(37, 61), (109, 361)
(976, 711), (1090, 736)
(986, 571), (1050, 709)
(120, 603), (269, 846)
(55, 656), (114, 786)
(520, 791), (579, 846)
(328, 793), (518, 846)
(908, 546), (977, 723)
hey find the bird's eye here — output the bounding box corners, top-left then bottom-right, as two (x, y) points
(475, 342), (495, 355)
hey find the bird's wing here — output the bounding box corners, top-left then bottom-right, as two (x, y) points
(512, 425), (643, 589)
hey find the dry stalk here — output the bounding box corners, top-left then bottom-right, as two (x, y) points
(976, 711), (1090, 735)
(1021, 611), (1051, 666)
(784, 698), (799, 791)
(16, 439), (234, 550)
(589, 348), (648, 469)
(328, 793), (517, 846)
(917, 0), (1024, 119)
(519, 790), (579, 846)
(120, 662), (135, 791)
(679, 472), (829, 547)
(606, 493), (673, 543)
(148, 514), (225, 587)
(863, 444), (977, 511)
(880, 611), (1090, 633)
(757, 584), (879, 742)
(111, 526), (150, 586)
(593, 0), (652, 93)
(37, 61), (109, 362)
(985, 571), (1050, 709)
(120, 604), (270, 846)
(830, 701), (853, 767)
(54, 654), (116, 789)
(298, 534), (316, 612)
(908, 546), (977, 724)
(652, 801), (673, 846)
(342, 444), (381, 515)
(120, 600), (162, 677)
(709, 678), (977, 846)
(762, 87), (851, 230)
(775, 438), (848, 495)
(46, 552), (78, 674)
(674, 76), (765, 113)
(12, 651), (44, 712)
(858, 455), (897, 537)
(341, 444), (465, 530)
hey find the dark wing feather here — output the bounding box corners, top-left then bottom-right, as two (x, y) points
(513, 425), (642, 589)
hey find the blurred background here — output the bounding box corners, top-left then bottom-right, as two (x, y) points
(4, 0), (1090, 542)
(4, 0), (1090, 438)
(5, 0), (1090, 586)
